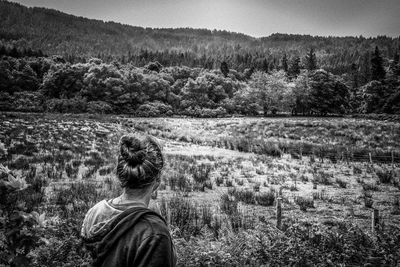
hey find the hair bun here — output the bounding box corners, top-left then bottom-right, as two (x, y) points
(120, 135), (146, 167)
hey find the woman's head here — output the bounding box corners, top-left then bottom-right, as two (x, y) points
(116, 133), (164, 190)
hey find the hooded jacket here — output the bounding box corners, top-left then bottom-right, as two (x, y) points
(81, 200), (176, 267)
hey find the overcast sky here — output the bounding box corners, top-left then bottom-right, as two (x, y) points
(10, 0), (400, 37)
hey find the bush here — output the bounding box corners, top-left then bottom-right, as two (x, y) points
(177, 174), (191, 192)
(136, 101), (173, 117)
(335, 178), (347, 188)
(13, 91), (45, 112)
(228, 188), (256, 205)
(145, 61), (163, 73)
(192, 164), (212, 184)
(376, 168), (393, 184)
(255, 190), (275, 206)
(0, 165), (46, 267)
(86, 100), (112, 114)
(183, 106), (227, 118)
(362, 190), (374, 208)
(46, 97), (88, 113)
(295, 196), (314, 211)
(220, 193), (238, 216)
(225, 179), (233, 187)
(215, 176), (224, 186)
(362, 182), (379, 191)
(313, 170), (332, 185)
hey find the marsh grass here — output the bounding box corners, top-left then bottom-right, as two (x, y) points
(295, 196), (315, 211)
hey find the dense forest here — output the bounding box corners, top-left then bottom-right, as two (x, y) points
(0, 0), (399, 116)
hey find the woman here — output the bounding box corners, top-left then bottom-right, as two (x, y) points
(81, 133), (175, 267)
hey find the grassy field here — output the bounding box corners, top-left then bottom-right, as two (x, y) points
(1, 112), (400, 266)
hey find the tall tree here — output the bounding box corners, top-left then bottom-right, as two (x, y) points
(262, 58), (269, 73)
(288, 56), (301, 78)
(390, 51), (400, 76)
(309, 70), (350, 115)
(305, 48), (317, 70)
(281, 53), (288, 73)
(0, 45), (7, 56)
(360, 52), (371, 85)
(220, 61), (229, 77)
(371, 46), (386, 81)
(350, 63), (359, 90)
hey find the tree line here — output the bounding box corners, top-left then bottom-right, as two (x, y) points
(0, 44), (399, 116)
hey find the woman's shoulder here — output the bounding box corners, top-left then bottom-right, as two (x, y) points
(134, 212), (171, 239)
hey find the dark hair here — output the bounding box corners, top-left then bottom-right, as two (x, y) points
(116, 133), (164, 189)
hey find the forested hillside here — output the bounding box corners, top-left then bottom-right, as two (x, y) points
(0, 0), (399, 75)
(0, 0), (399, 116)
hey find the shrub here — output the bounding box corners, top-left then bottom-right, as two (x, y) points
(259, 142), (282, 157)
(145, 61), (163, 72)
(236, 178), (244, 186)
(313, 170), (332, 185)
(362, 190), (374, 208)
(215, 176), (224, 186)
(168, 175), (177, 190)
(391, 198), (400, 215)
(336, 178), (347, 188)
(353, 165), (363, 175)
(0, 165), (46, 267)
(376, 168), (393, 184)
(177, 174), (191, 192)
(255, 190), (275, 206)
(312, 190), (330, 201)
(225, 179), (233, 187)
(220, 193), (238, 216)
(192, 164), (212, 184)
(295, 196), (314, 211)
(183, 106), (227, 118)
(229, 188), (256, 205)
(86, 101), (112, 114)
(362, 182), (379, 191)
(253, 183), (260, 192)
(98, 166), (113, 176)
(136, 101), (173, 117)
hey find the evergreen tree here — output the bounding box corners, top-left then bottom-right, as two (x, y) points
(360, 52), (371, 85)
(0, 45), (6, 56)
(305, 48), (317, 70)
(9, 46), (19, 58)
(350, 63), (359, 89)
(392, 51), (400, 76)
(371, 46), (386, 81)
(288, 56), (301, 78)
(262, 58), (269, 73)
(220, 61), (229, 77)
(269, 61), (275, 72)
(281, 53), (288, 73)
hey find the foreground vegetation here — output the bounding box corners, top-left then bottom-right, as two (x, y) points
(1, 113), (400, 266)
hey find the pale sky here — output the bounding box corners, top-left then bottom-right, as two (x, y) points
(10, 0), (400, 37)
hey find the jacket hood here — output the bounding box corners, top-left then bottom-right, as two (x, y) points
(81, 200), (166, 266)
(81, 200), (130, 240)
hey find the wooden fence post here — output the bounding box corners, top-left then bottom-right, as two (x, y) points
(276, 197), (282, 230)
(372, 209), (379, 232)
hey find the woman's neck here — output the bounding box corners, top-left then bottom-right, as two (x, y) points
(117, 188), (151, 207)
